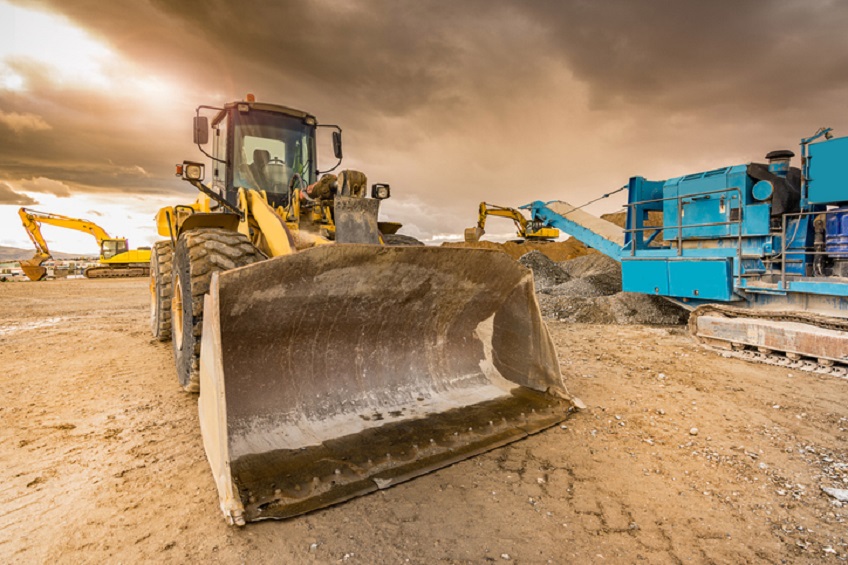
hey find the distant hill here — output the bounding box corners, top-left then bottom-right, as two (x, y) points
(0, 245), (96, 261)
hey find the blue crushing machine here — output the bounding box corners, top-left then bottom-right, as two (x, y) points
(527, 128), (848, 377)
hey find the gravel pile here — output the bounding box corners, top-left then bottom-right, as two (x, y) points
(518, 250), (571, 291)
(537, 293), (688, 325)
(522, 251), (688, 325)
(557, 254), (620, 279)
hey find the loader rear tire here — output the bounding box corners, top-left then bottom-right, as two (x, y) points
(382, 233), (424, 246)
(171, 228), (263, 393)
(150, 241), (173, 342)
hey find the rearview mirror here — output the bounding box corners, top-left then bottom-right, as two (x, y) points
(332, 131), (343, 159)
(193, 116), (209, 145)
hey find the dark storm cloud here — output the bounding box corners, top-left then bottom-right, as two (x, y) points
(4, 0), (556, 205)
(35, 0), (848, 119)
(0, 181), (37, 205)
(21, 0), (550, 121)
(521, 0), (848, 113)
(0, 58), (191, 196)
(6, 0), (848, 238)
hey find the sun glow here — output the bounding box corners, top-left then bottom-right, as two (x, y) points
(0, 1), (117, 90)
(0, 188), (170, 254)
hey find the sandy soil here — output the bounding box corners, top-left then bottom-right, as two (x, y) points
(1, 279), (846, 564)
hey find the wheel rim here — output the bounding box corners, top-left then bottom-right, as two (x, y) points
(172, 274), (184, 351)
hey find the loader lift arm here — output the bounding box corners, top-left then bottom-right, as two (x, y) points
(464, 202), (559, 243)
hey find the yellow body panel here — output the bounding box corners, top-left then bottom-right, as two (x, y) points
(155, 194), (212, 237)
(101, 249), (151, 265)
(527, 226), (560, 240)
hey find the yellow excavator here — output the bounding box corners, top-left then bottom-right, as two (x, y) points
(18, 207), (151, 281)
(464, 202), (560, 243)
(150, 96), (572, 525)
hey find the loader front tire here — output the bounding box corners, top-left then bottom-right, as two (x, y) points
(150, 241), (173, 342)
(171, 228), (263, 393)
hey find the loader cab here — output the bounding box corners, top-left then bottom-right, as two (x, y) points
(209, 102), (319, 210)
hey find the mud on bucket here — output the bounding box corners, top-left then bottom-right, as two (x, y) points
(196, 245), (571, 524)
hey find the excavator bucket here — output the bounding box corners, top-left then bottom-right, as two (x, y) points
(19, 258), (48, 281)
(464, 226), (484, 243)
(197, 245), (570, 525)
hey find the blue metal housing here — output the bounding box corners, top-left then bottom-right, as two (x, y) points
(807, 137), (848, 205)
(527, 130), (848, 317)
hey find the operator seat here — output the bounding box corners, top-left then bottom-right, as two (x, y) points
(249, 149), (271, 190)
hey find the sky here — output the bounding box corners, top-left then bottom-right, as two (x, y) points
(1, 0), (847, 253)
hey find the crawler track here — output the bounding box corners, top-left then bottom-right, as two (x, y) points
(83, 265), (150, 278)
(708, 345), (848, 380)
(690, 304), (848, 381)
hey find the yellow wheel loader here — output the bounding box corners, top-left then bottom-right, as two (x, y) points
(151, 96), (573, 525)
(18, 207), (151, 281)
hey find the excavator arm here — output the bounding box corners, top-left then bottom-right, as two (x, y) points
(18, 208), (52, 257)
(18, 208), (53, 281)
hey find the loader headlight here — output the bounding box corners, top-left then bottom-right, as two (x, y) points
(371, 183), (390, 200)
(182, 161), (205, 181)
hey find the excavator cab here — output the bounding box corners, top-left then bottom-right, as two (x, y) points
(100, 239), (129, 260)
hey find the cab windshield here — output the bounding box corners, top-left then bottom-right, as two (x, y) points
(232, 110), (315, 198)
(101, 239), (128, 259)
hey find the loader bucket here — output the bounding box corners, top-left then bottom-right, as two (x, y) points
(197, 245), (570, 525)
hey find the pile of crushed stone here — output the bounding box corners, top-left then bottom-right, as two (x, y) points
(518, 250), (688, 325)
(517, 250), (571, 290)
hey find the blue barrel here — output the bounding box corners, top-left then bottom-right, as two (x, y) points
(826, 207), (848, 258)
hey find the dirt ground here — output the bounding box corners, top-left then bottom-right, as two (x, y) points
(1, 279), (846, 564)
